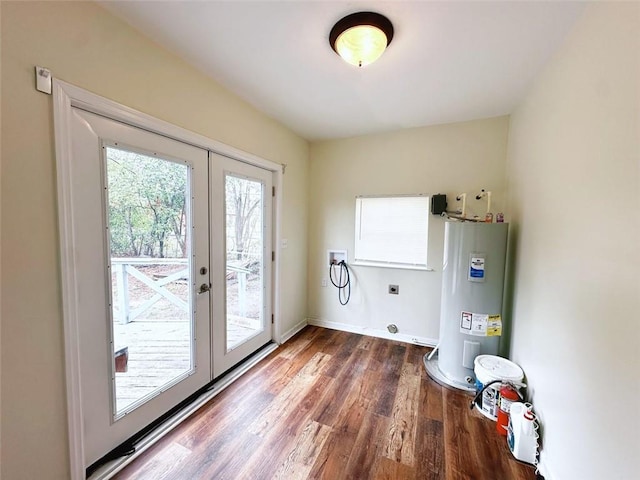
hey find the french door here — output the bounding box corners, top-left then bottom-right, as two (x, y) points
(66, 109), (273, 469)
(70, 108), (211, 466)
(210, 153), (273, 377)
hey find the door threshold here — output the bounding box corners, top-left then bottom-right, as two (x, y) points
(88, 342), (279, 480)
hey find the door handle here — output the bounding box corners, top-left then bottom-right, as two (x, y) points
(198, 283), (211, 294)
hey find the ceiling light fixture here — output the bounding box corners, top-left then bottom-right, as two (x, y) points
(329, 11), (394, 68)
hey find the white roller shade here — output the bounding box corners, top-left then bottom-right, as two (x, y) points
(354, 195), (429, 268)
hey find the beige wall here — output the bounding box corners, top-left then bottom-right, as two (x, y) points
(308, 117), (510, 342)
(506, 3), (639, 479)
(0, 2), (308, 478)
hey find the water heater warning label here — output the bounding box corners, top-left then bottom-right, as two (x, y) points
(487, 315), (503, 336)
(460, 312), (502, 336)
(461, 311), (473, 330)
(469, 254), (486, 282)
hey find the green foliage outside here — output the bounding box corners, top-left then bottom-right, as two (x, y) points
(106, 147), (263, 264)
(107, 148), (188, 258)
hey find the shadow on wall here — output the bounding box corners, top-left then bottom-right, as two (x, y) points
(499, 223), (519, 358)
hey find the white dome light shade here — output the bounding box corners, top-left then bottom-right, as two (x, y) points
(330, 12), (394, 68)
(335, 25), (388, 67)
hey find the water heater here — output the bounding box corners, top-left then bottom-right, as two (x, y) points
(425, 221), (508, 391)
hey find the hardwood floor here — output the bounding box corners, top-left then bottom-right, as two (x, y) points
(113, 326), (536, 480)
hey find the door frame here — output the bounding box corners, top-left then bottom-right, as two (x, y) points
(53, 79), (283, 480)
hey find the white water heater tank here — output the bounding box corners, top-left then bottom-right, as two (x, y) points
(425, 221), (509, 391)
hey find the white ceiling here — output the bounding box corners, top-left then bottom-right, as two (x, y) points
(100, 1), (586, 141)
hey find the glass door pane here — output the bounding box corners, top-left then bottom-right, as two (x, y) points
(225, 174), (264, 351)
(105, 146), (194, 417)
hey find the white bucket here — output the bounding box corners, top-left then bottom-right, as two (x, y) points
(474, 355), (524, 421)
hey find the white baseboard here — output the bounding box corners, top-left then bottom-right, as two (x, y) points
(307, 318), (438, 348)
(279, 318), (308, 344)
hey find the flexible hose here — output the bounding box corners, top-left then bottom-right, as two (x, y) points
(329, 261), (351, 305)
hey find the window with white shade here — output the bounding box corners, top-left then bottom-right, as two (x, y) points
(354, 195), (430, 269)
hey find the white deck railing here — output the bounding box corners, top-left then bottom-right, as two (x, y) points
(112, 258), (252, 324)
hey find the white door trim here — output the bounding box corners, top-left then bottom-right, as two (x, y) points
(53, 79), (283, 480)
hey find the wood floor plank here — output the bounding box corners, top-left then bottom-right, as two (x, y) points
(424, 373), (445, 421)
(113, 326), (536, 480)
(171, 386), (273, 451)
(318, 329), (353, 356)
(383, 365), (421, 466)
(367, 340), (405, 417)
(415, 418), (445, 479)
(311, 346), (369, 427)
(468, 407), (511, 479)
(234, 385), (332, 480)
(356, 334), (375, 351)
(307, 373), (369, 478)
(306, 422), (359, 480)
(248, 352), (332, 437)
(358, 366), (387, 417)
(277, 327), (322, 360)
(271, 420), (332, 480)
(364, 337), (388, 372)
(343, 410), (390, 479)
(118, 441), (191, 480)
(180, 404), (270, 477)
(404, 343), (427, 376)
(372, 456), (417, 480)
(177, 430), (263, 480)
(322, 331), (363, 378)
(443, 387), (491, 480)
(266, 329), (333, 389)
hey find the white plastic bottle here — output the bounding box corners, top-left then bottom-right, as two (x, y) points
(507, 402), (538, 465)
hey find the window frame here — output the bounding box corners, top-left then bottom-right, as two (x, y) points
(353, 194), (431, 271)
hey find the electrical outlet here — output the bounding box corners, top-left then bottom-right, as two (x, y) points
(321, 278), (327, 287)
(389, 284), (399, 295)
